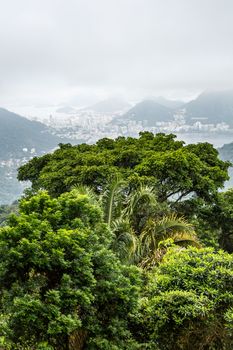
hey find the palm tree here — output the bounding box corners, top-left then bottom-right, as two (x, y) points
(101, 180), (200, 267)
(139, 213), (200, 269)
(101, 181), (160, 263)
(122, 185), (160, 234)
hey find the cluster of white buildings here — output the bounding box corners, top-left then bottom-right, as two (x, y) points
(45, 109), (233, 144)
(9, 103), (233, 145)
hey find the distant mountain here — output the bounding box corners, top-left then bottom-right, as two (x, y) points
(85, 97), (131, 113)
(0, 108), (69, 204)
(184, 90), (233, 126)
(123, 100), (173, 126)
(152, 96), (184, 109)
(0, 108), (62, 158)
(218, 142), (233, 188)
(56, 106), (77, 114)
(219, 142), (233, 162)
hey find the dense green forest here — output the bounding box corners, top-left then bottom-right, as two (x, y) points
(0, 132), (232, 349)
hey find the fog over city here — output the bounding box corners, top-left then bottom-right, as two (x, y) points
(0, 0), (233, 107)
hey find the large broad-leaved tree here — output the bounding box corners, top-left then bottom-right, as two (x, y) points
(17, 133), (230, 203)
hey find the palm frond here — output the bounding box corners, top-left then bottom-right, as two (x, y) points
(111, 217), (140, 264)
(122, 185), (159, 236)
(172, 233), (201, 248)
(139, 248), (167, 269)
(140, 213), (199, 260)
(70, 185), (97, 203)
(123, 185), (158, 218)
(100, 176), (127, 226)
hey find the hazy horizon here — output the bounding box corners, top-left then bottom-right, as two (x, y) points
(0, 0), (233, 107)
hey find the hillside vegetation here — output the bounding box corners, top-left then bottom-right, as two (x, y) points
(0, 132), (232, 349)
(0, 108), (62, 159)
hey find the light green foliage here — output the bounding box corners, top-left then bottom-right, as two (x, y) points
(135, 247), (233, 349)
(0, 190), (141, 350)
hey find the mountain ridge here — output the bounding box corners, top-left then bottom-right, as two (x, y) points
(184, 90), (233, 126)
(123, 99), (173, 125)
(0, 107), (63, 158)
(83, 97), (131, 113)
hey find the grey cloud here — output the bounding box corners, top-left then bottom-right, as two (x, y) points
(0, 0), (233, 105)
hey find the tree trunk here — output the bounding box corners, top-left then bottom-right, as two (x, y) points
(69, 329), (88, 350)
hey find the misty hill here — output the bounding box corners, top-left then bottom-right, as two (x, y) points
(0, 108), (62, 158)
(56, 106), (77, 114)
(0, 108), (68, 204)
(218, 142), (233, 188)
(219, 142), (233, 162)
(85, 97), (131, 113)
(152, 96), (184, 109)
(184, 90), (233, 126)
(123, 100), (173, 126)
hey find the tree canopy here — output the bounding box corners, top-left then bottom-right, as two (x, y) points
(18, 133), (230, 203)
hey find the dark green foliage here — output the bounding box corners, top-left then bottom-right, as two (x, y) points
(176, 189), (233, 253)
(18, 133), (229, 203)
(0, 190), (141, 349)
(0, 108), (62, 159)
(203, 189), (233, 252)
(135, 247), (233, 350)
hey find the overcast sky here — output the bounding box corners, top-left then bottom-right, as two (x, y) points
(0, 0), (233, 106)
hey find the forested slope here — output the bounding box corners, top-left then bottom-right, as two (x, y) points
(0, 132), (232, 349)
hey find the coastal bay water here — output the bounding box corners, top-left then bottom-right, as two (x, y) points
(176, 132), (233, 148)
